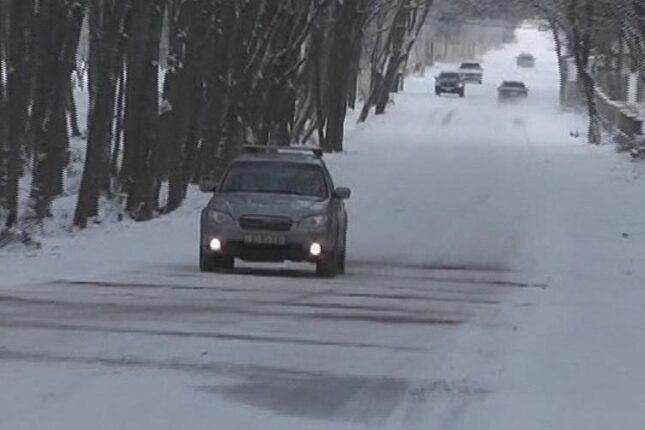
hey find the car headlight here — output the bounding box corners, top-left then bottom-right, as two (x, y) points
(209, 209), (233, 224)
(297, 214), (328, 231)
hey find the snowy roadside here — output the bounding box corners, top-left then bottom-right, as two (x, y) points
(458, 142), (645, 430)
(0, 187), (209, 287)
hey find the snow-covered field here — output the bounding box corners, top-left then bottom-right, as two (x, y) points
(2, 28), (645, 429)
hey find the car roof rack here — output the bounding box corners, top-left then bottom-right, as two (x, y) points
(242, 145), (324, 158)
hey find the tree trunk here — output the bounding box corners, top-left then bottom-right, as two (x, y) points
(359, 0), (406, 121)
(579, 68), (601, 144)
(3, 0), (33, 228)
(324, 0), (356, 152)
(570, 0), (601, 144)
(122, 0), (165, 221)
(0, 0), (8, 224)
(549, 19), (567, 106)
(75, 0), (131, 228)
(88, 0), (101, 113)
(29, 0), (85, 222)
(358, 70), (381, 122)
(87, 0), (114, 197)
(199, 3), (233, 182)
(110, 58), (126, 183)
(164, 0), (213, 213)
(346, 18), (365, 111)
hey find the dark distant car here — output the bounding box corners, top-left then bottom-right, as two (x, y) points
(434, 72), (465, 97)
(199, 146), (350, 277)
(458, 62), (484, 84)
(517, 53), (536, 68)
(498, 81), (529, 100)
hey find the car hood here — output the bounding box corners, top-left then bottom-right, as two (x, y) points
(208, 193), (328, 220)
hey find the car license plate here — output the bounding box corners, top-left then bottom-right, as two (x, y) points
(244, 234), (286, 246)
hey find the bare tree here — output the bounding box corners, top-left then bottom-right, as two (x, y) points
(28, 0), (86, 222)
(0, 0), (9, 226)
(120, 0), (166, 221)
(74, 0), (131, 228)
(359, 0), (434, 122)
(162, 0), (216, 213)
(2, 0), (33, 229)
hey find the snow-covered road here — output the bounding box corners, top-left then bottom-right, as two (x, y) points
(2, 29), (645, 430)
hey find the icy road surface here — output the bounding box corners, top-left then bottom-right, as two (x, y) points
(2, 29), (645, 430)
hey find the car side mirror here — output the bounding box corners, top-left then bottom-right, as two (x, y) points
(334, 187), (351, 200)
(199, 180), (219, 193)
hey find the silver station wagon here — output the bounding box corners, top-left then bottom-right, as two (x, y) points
(199, 146), (351, 277)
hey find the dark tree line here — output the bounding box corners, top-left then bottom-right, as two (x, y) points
(3, 0), (644, 239)
(0, 0), (436, 237)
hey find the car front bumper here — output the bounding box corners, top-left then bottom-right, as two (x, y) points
(201, 220), (336, 263)
(436, 85), (463, 93)
(498, 91), (528, 99)
(460, 74), (482, 82)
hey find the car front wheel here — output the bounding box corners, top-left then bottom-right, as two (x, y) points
(200, 248), (234, 273)
(316, 251), (338, 278)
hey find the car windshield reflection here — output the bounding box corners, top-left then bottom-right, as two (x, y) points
(220, 162), (329, 199)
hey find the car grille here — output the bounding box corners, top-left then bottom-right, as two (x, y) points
(238, 216), (293, 232)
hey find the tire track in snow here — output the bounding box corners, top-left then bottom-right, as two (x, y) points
(441, 109), (456, 127)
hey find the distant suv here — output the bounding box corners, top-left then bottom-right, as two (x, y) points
(199, 146), (351, 277)
(517, 53), (535, 68)
(498, 81), (529, 100)
(435, 72), (465, 97)
(458, 62), (483, 84)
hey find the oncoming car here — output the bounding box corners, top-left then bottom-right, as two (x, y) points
(458, 61), (484, 84)
(498, 80), (529, 101)
(199, 146), (351, 277)
(517, 53), (536, 68)
(434, 72), (465, 97)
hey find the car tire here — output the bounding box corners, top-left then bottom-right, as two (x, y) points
(459, 89), (465, 98)
(200, 248), (234, 273)
(316, 251), (338, 278)
(435, 89), (441, 96)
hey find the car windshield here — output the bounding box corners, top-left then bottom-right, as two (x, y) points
(460, 63), (481, 69)
(440, 73), (460, 79)
(220, 161), (328, 198)
(502, 81), (525, 88)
